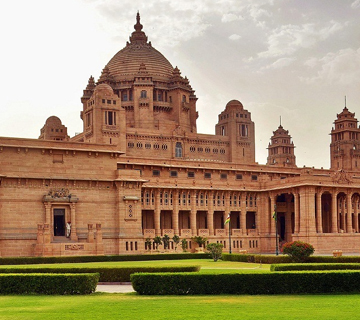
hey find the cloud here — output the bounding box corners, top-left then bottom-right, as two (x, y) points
(351, 0), (360, 8)
(265, 57), (296, 69)
(301, 48), (360, 86)
(229, 34), (241, 40)
(221, 13), (243, 22)
(258, 21), (345, 58)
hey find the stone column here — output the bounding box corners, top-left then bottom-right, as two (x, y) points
(285, 194), (292, 240)
(154, 189), (161, 236)
(225, 191), (230, 236)
(355, 197), (359, 233)
(240, 192), (247, 235)
(208, 191), (214, 236)
(87, 224), (94, 243)
(293, 192), (300, 234)
(340, 197), (345, 232)
(316, 191), (323, 233)
(70, 203), (78, 241)
(44, 202), (51, 224)
(346, 192), (353, 233)
(190, 190), (197, 236)
(299, 187), (316, 235)
(331, 191), (338, 233)
(172, 190), (179, 236)
(270, 194), (276, 235)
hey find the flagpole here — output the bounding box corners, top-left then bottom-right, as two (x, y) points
(229, 221), (232, 254)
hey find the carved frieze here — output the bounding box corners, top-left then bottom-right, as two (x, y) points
(331, 169), (352, 184)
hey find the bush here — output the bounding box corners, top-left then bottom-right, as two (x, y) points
(131, 271), (360, 295)
(0, 266), (200, 282)
(271, 263), (360, 272)
(222, 253), (291, 264)
(282, 241), (314, 262)
(0, 273), (99, 295)
(191, 236), (207, 248)
(0, 253), (211, 265)
(207, 243), (223, 261)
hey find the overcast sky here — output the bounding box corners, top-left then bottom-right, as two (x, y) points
(1, 0), (359, 169)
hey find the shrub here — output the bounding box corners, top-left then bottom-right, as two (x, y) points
(222, 253), (291, 264)
(131, 271), (360, 295)
(282, 241), (314, 262)
(271, 263), (360, 272)
(0, 266), (200, 282)
(207, 243), (223, 261)
(145, 238), (152, 251)
(162, 234), (170, 250)
(172, 235), (180, 251)
(191, 236), (207, 248)
(153, 236), (162, 250)
(0, 273), (99, 295)
(181, 239), (188, 252)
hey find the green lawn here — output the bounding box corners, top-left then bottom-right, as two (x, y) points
(0, 259), (270, 274)
(0, 294), (360, 320)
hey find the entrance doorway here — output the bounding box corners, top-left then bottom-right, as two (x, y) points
(54, 209), (65, 236)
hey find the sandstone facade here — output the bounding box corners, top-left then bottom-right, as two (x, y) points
(1, 13), (360, 257)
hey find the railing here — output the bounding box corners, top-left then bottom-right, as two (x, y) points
(181, 229), (192, 237)
(198, 229), (209, 236)
(247, 229), (257, 235)
(143, 229), (155, 237)
(162, 229), (174, 236)
(215, 229), (226, 236)
(232, 229), (242, 236)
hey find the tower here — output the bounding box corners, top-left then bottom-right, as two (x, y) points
(330, 107), (360, 171)
(267, 124), (296, 167)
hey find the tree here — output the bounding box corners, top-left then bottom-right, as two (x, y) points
(282, 241), (315, 262)
(172, 235), (180, 251)
(153, 236), (162, 251)
(206, 243), (223, 261)
(162, 234), (170, 250)
(145, 238), (152, 251)
(181, 239), (188, 252)
(191, 236), (207, 248)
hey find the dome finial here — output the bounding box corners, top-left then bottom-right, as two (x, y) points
(129, 11), (147, 44)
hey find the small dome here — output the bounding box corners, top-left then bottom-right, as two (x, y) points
(94, 83), (114, 96)
(225, 100), (244, 110)
(45, 116), (62, 126)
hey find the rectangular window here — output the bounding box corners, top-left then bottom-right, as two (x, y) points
(251, 175), (258, 181)
(105, 111), (116, 125)
(187, 171), (195, 178)
(153, 170), (160, 177)
(170, 170), (178, 177)
(204, 172), (211, 179)
(236, 174), (243, 180)
(220, 173), (227, 179)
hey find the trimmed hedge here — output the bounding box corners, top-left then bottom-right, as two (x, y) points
(0, 266), (200, 282)
(222, 253), (291, 264)
(131, 271), (360, 295)
(223, 254), (360, 264)
(0, 253), (211, 265)
(0, 273), (99, 295)
(271, 263), (360, 272)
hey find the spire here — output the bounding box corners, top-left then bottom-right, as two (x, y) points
(86, 76), (96, 90)
(129, 12), (148, 44)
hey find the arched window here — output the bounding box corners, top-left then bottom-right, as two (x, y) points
(182, 95), (186, 102)
(140, 90), (147, 98)
(175, 142), (182, 157)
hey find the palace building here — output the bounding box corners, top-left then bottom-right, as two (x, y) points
(1, 13), (360, 257)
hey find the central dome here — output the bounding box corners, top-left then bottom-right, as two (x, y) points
(105, 13), (174, 82)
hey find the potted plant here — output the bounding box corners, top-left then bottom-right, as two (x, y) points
(191, 236), (207, 253)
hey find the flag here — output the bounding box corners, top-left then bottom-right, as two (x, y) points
(224, 214), (230, 225)
(272, 204), (277, 221)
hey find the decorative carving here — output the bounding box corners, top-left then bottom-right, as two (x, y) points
(65, 244), (84, 251)
(331, 169), (352, 184)
(47, 188), (70, 198)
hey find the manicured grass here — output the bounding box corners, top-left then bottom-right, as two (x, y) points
(0, 294), (360, 319)
(0, 259), (270, 274)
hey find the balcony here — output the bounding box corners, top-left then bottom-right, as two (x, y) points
(143, 229), (155, 238)
(198, 229), (209, 237)
(181, 229), (192, 237)
(215, 229), (226, 236)
(232, 229), (242, 236)
(162, 229), (174, 236)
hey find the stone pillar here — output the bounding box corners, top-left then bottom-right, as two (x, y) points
(225, 191), (230, 236)
(270, 194), (276, 235)
(43, 223), (51, 244)
(172, 190), (179, 236)
(340, 197), (345, 232)
(355, 197), (359, 233)
(316, 191), (323, 233)
(87, 224), (94, 243)
(299, 187), (316, 235)
(240, 192), (247, 235)
(44, 202), (51, 224)
(285, 194), (292, 240)
(37, 224), (44, 244)
(154, 190), (161, 236)
(96, 223), (104, 255)
(190, 190), (197, 236)
(294, 192), (300, 234)
(331, 191), (338, 233)
(346, 192), (353, 233)
(70, 203), (78, 241)
(208, 191), (214, 236)
(261, 194), (269, 235)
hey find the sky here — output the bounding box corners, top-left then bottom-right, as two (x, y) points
(0, 0), (359, 169)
